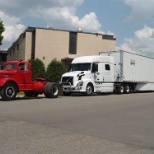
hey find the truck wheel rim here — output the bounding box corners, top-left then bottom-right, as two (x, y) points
(87, 86), (92, 94)
(126, 87), (129, 93)
(6, 87), (15, 98)
(52, 86), (59, 96)
(120, 86), (124, 93)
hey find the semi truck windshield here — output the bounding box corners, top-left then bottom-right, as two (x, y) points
(70, 63), (91, 71)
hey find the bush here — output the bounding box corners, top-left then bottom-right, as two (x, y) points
(46, 59), (67, 82)
(29, 58), (46, 80)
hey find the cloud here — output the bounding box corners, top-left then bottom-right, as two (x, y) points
(0, 0), (100, 32)
(118, 26), (154, 56)
(124, 0), (154, 23)
(42, 8), (101, 31)
(0, 0), (84, 17)
(135, 26), (154, 39)
(0, 11), (26, 49)
(0, 0), (102, 49)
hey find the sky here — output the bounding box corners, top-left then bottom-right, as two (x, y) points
(0, 0), (154, 57)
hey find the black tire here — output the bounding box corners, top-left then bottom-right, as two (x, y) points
(45, 82), (59, 98)
(0, 83), (17, 101)
(63, 92), (71, 96)
(124, 85), (130, 94)
(44, 82), (50, 97)
(117, 85), (124, 94)
(85, 83), (93, 96)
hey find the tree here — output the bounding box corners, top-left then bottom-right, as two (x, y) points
(46, 59), (67, 82)
(29, 58), (46, 80)
(0, 20), (5, 45)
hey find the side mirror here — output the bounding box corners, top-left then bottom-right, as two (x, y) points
(92, 63), (98, 73)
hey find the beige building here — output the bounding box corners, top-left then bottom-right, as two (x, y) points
(7, 27), (116, 67)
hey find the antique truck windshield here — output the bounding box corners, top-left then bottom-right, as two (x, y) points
(3, 63), (17, 70)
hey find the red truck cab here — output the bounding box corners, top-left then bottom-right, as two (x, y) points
(1, 61), (32, 88)
(0, 60), (59, 101)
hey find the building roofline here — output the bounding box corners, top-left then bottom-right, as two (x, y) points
(7, 26), (116, 51)
(26, 26), (116, 40)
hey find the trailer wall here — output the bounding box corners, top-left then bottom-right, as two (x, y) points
(100, 51), (154, 83)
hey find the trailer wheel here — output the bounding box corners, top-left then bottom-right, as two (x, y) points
(45, 82), (59, 98)
(117, 85), (124, 94)
(85, 83), (94, 96)
(0, 83), (17, 101)
(124, 85), (130, 94)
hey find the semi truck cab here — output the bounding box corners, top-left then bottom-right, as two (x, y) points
(61, 55), (115, 96)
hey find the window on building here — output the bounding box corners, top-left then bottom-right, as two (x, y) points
(105, 64), (110, 70)
(69, 32), (77, 54)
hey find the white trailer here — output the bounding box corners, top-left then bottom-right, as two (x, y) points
(61, 50), (154, 95)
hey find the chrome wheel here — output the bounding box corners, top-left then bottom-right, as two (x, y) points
(85, 84), (93, 96)
(124, 85), (130, 94)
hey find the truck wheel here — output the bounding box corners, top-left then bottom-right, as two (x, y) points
(44, 83), (50, 97)
(63, 92), (71, 96)
(0, 83), (17, 101)
(45, 82), (59, 98)
(117, 85), (124, 94)
(85, 83), (93, 96)
(124, 85), (130, 94)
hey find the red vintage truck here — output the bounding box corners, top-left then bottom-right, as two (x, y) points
(0, 60), (59, 101)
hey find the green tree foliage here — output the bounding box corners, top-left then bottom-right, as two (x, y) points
(29, 58), (46, 80)
(46, 59), (67, 82)
(0, 20), (5, 45)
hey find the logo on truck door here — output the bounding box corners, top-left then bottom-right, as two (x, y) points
(77, 72), (85, 80)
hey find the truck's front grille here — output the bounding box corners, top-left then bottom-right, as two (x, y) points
(62, 76), (73, 85)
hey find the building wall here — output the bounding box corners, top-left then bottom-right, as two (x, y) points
(101, 39), (116, 51)
(25, 31), (33, 60)
(35, 29), (70, 66)
(7, 34), (26, 61)
(34, 28), (116, 67)
(7, 27), (116, 67)
(77, 33), (116, 56)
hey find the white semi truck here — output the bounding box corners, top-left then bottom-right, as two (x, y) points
(61, 50), (154, 96)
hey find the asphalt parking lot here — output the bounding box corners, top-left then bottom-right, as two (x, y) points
(0, 93), (154, 154)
